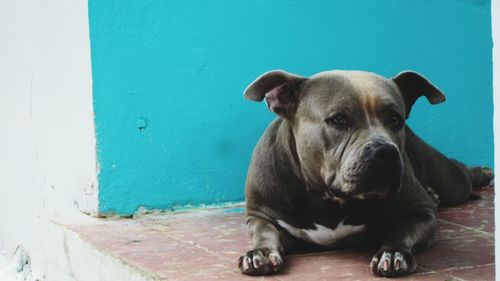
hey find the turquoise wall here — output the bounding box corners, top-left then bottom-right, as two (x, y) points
(88, 0), (493, 215)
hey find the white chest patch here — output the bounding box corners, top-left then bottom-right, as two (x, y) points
(277, 219), (365, 246)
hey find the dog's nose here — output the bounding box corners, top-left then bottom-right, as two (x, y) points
(370, 144), (399, 163)
(358, 142), (402, 196)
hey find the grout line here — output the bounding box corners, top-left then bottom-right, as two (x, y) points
(135, 220), (234, 263)
(434, 263), (495, 276)
(414, 263), (494, 280)
(439, 262), (495, 272)
(437, 218), (494, 237)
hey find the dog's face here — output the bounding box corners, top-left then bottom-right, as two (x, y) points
(245, 70), (445, 200)
(293, 71), (406, 199)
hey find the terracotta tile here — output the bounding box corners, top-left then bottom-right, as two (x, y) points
(142, 212), (251, 262)
(435, 219), (485, 240)
(69, 220), (275, 281)
(436, 187), (494, 234)
(61, 186), (494, 280)
(367, 271), (458, 281)
(438, 208), (494, 234)
(277, 250), (374, 281)
(417, 235), (494, 271)
(444, 264), (495, 281)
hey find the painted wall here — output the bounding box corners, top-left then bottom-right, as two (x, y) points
(0, 0), (98, 279)
(88, 0), (493, 215)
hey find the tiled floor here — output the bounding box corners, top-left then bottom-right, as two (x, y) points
(65, 187), (494, 281)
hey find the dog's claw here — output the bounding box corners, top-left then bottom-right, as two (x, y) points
(252, 255), (262, 269)
(269, 253), (280, 267)
(425, 186), (441, 206)
(383, 257), (389, 271)
(238, 248), (283, 275)
(394, 251), (404, 272)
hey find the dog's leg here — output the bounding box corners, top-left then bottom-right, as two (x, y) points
(434, 160), (494, 205)
(238, 216), (285, 275)
(406, 127), (493, 206)
(458, 162), (494, 188)
(370, 209), (436, 277)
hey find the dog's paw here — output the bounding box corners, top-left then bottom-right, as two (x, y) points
(470, 166), (494, 188)
(238, 248), (283, 275)
(370, 249), (416, 277)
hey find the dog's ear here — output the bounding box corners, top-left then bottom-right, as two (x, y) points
(244, 70), (307, 119)
(392, 71), (446, 119)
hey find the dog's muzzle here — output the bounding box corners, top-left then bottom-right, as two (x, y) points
(359, 142), (403, 196)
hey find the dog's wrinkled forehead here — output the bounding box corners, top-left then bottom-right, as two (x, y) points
(298, 71), (405, 118)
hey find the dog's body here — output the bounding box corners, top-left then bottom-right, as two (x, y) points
(238, 70), (493, 277)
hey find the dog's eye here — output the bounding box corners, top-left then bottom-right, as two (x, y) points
(325, 114), (348, 128)
(389, 114), (404, 130)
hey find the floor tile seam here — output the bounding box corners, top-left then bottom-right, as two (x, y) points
(437, 206), (493, 215)
(131, 222), (280, 281)
(137, 220), (238, 264)
(435, 233), (494, 242)
(415, 263), (495, 281)
(437, 218), (494, 237)
(430, 263), (494, 273)
(438, 263), (495, 281)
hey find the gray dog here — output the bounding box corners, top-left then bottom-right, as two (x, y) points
(238, 69), (493, 277)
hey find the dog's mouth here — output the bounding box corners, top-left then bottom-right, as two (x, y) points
(324, 160), (403, 202)
(325, 182), (401, 202)
(324, 187), (351, 200)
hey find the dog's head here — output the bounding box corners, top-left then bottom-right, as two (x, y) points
(244, 70), (445, 200)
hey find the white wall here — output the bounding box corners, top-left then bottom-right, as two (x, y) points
(0, 0), (98, 279)
(493, 0), (500, 279)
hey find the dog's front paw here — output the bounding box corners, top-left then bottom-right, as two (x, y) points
(370, 249), (416, 277)
(238, 248), (283, 275)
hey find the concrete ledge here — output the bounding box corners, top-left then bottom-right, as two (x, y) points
(53, 221), (155, 281)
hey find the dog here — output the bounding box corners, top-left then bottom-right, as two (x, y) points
(238, 69), (493, 277)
